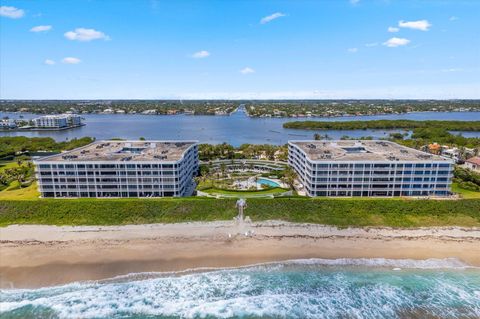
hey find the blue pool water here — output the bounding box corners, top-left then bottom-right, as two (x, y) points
(1, 258), (479, 319)
(257, 178), (280, 187)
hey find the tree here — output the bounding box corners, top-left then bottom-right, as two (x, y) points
(281, 167), (297, 189)
(220, 163), (227, 177)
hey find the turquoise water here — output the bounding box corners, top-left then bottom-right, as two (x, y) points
(256, 178), (280, 188)
(1, 258), (479, 319)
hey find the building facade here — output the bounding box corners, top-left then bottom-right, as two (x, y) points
(33, 114), (82, 128)
(465, 157), (480, 172)
(288, 140), (454, 197)
(34, 140), (199, 198)
(0, 119), (17, 129)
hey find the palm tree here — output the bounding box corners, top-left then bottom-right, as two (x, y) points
(220, 163), (227, 177)
(281, 167), (297, 190)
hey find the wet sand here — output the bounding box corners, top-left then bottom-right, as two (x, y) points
(1, 221), (480, 289)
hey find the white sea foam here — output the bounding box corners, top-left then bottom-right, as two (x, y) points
(1, 258), (479, 319)
(97, 257), (478, 283)
(281, 257), (477, 269)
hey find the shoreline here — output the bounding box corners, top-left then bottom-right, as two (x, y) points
(1, 221), (480, 289)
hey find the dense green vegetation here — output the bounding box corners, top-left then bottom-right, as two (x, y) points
(0, 136), (94, 159)
(284, 120), (480, 149)
(283, 120), (480, 131)
(1, 198), (479, 227)
(454, 167), (480, 192)
(247, 100), (480, 117)
(0, 100), (237, 115)
(2, 100), (479, 117)
(392, 128), (479, 149)
(199, 143), (287, 161)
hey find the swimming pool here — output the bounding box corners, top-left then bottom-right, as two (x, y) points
(257, 178), (280, 188)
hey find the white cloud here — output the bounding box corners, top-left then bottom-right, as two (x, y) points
(240, 67), (255, 74)
(365, 42), (378, 47)
(388, 26), (399, 33)
(62, 57), (81, 64)
(449, 16), (458, 21)
(441, 68), (463, 73)
(0, 6), (25, 18)
(191, 50), (210, 59)
(64, 28), (109, 41)
(44, 59), (55, 65)
(30, 25), (52, 32)
(260, 12), (286, 24)
(383, 37), (410, 47)
(350, 0), (360, 5)
(347, 48), (358, 53)
(398, 20), (431, 31)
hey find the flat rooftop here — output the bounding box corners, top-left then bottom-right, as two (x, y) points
(37, 140), (197, 162)
(289, 140), (451, 162)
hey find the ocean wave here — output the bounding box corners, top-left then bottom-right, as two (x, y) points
(282, 257), (478, 269)
(1, 258), (480, 319)
(94, 257), (479, 283)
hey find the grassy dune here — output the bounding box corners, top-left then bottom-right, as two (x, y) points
(1, 198), (479, 228)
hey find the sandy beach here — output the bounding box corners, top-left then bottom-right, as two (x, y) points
(1, 221), (480, 289)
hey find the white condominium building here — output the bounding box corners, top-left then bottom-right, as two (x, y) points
(288, 140), (454, 197)
(33, 114), (82, 128)
(34, 140), (199, 198)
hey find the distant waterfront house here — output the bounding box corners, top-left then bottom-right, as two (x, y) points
(34, 140), (199, 198)
(33, 114), (82, 129)
(288, 140), (454, 197)
(0, 119), (17, 129)
(465, 157), (480, 172)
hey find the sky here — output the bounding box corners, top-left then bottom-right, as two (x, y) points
(1, 0), (479, 100)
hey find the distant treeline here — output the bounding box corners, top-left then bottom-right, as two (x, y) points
(2, 99), (480, 117)
(246, 100), (480, 117)
(283, 120), (480, 131)
(0, 100), (238, 115)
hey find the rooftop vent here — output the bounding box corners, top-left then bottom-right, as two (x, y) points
(417, 154), (432, 159)
(62, 155), (78, 160)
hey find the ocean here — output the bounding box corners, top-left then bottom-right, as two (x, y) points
(1, 258), (479, 319)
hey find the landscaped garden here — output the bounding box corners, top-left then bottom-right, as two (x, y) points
(196, 159), (294, 198)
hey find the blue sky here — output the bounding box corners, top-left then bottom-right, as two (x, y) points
(1, 0), (479, 99)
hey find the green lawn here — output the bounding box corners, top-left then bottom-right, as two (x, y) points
(0, 160), (39, 199)
(452, 182), (480, 199)
(0, 161), (19, 171)
(0, 198), (479, 228)
(201, 187), (289, 197)
(0, 181), (39, 200)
